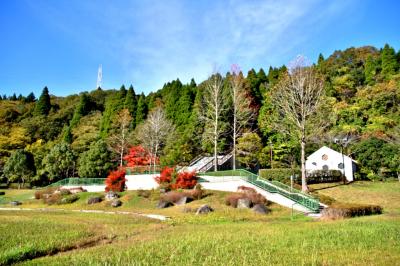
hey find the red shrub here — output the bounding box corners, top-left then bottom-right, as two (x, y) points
(155, 167), (197, 190)
(105, 169), (126, 192)
(154, 167), (175, 188)
(172, 171), (197, 189)
(237, 186), (257, 194)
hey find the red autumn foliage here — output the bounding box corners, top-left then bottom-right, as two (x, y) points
(105, 168), (126, 192)
(123, 146), (155, 167)
(154, 167), (197, 190)
(172, 171), (197, 189)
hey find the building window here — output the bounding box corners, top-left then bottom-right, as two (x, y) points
(322, 154), (328, 161)
(338, 163), (344, 169)
(322, 165), (329, 171)
(312, 162), (317, 166)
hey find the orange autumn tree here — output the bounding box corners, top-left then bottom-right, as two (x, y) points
(123, 146), (158, 173)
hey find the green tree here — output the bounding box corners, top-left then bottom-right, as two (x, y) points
(136, 93), (147, 125)
(78, 140), (113, 178)
(236, 132), (262, 169)
(364, 55), (377, 85)
(25, 92), (36, 103)
(34, 86), (51, 116)
(381, 44), (397, 80)
(42, 142), (76, 181)
(3, 149), (35, 188)
(124, 85), (137, 126)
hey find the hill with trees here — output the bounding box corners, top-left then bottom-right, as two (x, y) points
(0, 44), (399, 187)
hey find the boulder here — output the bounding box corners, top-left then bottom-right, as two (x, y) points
(10, 201), (22, 206)
(105, 191), (119, 201)
(111, 199), (122, 207)
(87, 196), (102, 205)
(196, 204), (213, 215)
(157, 200), (172, 209)
(174, 196), (187, 206)
(237, 198), (251, 209)
(252, 204), (269, 214)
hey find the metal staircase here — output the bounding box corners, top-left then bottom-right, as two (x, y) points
(199, 169), (321, 213)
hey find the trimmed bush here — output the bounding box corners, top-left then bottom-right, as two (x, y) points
(307, 170), (344, 184)
(160, 191), (189, 204)
(60, 194), (79, 204)
(35, 187), (58, 200)
(321, 203), (383, 220)
(258, 168), (300, 184)
(43, 193), (62, 205)
(225, 192), (267, 208)
(0, 192), (5, 196)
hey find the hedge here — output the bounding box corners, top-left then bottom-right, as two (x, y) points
(321, 203), (383, 220)
(259, 168), (345, 184)
(258, 168), (300, 184)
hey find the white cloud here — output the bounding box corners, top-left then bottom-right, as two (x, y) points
(27, 0), (355, 93)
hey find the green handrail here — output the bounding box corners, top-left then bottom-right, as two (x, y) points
(198, 169), (320, 212)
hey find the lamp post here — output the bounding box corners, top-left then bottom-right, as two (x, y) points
(334, 136), (348, 185)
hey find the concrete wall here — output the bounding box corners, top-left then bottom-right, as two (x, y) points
(125, 174), (159, 190)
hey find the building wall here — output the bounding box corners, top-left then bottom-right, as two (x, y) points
(306, 147), (354, 182)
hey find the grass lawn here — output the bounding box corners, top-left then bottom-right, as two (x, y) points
(1, 181), (400, 265)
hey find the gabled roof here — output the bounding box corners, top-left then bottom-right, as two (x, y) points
(307, 146), (356, 162)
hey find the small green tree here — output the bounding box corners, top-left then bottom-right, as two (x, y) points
(42, 142), (75, 181)
(34, 86), (51, 116)
(236, 132), (262, 169)
(381, 44), (397, 80)
(3, 150), (35, 188)
(124, 85), (137, 127)
(78, 140), (113, 178)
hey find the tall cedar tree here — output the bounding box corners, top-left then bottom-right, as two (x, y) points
(124, 85), (137, 127)
(135, 93), (147, 125)
(34, 87), (51, 116)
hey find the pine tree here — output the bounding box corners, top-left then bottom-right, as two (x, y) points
(136, 93), (147, 125)
(10, 93), (17, 101)
(124, 85), (137, 126)
(317, 53), (325, 65)
(381, 44), (397, 80)
(119, 85), (127, 98)
(34, 86), (51, 116)
(25, 92), (36, 103)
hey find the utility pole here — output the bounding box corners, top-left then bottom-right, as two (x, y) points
(334, 136), (348, 185)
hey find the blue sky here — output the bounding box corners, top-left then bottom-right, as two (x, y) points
(0, 0), (399, 97)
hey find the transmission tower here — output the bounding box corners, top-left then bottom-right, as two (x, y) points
(96, 64), (102, 89)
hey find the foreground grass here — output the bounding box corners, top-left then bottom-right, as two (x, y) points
(1, 181), (400, 265)
(19, 215), (400, 265)
(0, 211), (157, 265)
(310, 181), (400, 214)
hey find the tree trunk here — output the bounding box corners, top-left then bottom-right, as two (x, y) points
(120, 147), (124, 167)
(233, 115), (236, 170)
(214, 106), (218, 172)
(301, 138), (308, 192)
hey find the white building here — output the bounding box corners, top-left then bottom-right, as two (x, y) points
(305, 146), (356, 182)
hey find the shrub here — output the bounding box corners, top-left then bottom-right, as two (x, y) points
(258, 168), (300, 184)
(105, 169), (126, 192)
(189, 186), (203, 200)
(43, 193), (62, 205)
(225, 193), (246, 208)
(307, 170), (344, 184)
(0, 191), (5, 196)
(35, 187), (58, 200)
(137, 189), (151, 198)
(155, 167), (197, 190)
(237, 186), (257, 194)
(59, 189), (72, 196)
(160, 191), (189, 203)
(225, 191), (267, 208)
(321, 203), (383, 220)
(61, 194), (79, 204)
(172, 171), (197, 189)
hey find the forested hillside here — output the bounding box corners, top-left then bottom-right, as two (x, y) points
(1, 44), (399, 186)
